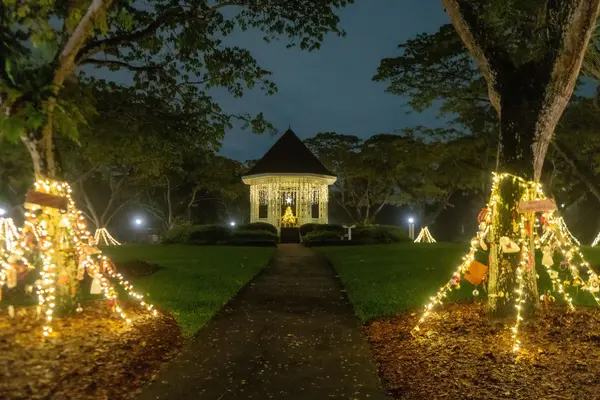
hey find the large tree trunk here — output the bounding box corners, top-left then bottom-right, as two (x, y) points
(442, 0), (600, 320)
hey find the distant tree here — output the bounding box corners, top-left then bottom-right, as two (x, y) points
(0, 0), (352, 177)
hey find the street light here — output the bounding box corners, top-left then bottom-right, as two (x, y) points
(229, 221), (236, 227)
(407, 217), (415, 240)
(133, 217), (143, 227)
(0, 208), (5, 217)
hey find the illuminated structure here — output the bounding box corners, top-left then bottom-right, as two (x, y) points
(414, 226), (436, 243)
(93, 228), (121, 246)
(242, 129), (336, 229)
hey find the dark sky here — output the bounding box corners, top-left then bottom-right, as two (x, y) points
(217, 0), (450, 161)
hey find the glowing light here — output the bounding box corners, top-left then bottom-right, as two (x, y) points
(412, 172), (599, 353)
(229, 221), (236, 227)
(134, 218), (143, 226)
(1, 178), (159, 338)
(0, 208), (5, 216)
(408, 218), (415, 224)
(93, 228), (121, 246)
(414, 226), (436, 243)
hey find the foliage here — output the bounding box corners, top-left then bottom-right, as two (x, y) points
(306, 131), (483, 225)
(303, 225), (409, 246)
(239, 222), (278, 235)
(352, 225), (410, 244)
(299, 223), (345, 236)
(302, 230), (345, 247)
(230, 229), (279, 247)
(0, 0), (353, 175)
(104, 245), (275, 336)
(187, 225), (232, 245)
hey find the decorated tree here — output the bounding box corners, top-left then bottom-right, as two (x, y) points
(0, 0), (352, 331)
(281, 206), (297, 227)
(377, 1), (600, 323)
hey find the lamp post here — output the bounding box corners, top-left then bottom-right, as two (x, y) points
(408, 217), (415, 240)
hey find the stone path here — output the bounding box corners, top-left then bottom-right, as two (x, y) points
(138, 244), (390, 400)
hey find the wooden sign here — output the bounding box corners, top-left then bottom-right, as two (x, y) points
(517, 199), (556, 213)
(25, 190), (68, 210)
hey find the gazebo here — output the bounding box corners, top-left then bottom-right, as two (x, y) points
(242, 129), (336, 231)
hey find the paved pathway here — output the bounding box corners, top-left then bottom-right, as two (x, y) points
(138, 244), (390, 400)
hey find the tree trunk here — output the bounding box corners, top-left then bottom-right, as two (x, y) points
(487, 177), (538, 319)
(21, 133), (55, 178)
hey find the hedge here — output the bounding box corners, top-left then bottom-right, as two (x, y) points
(302, 225), (410, 247)
(299, 223), (345, 236)
(163, 225), (277, 247)
(238, 222), (278, 235)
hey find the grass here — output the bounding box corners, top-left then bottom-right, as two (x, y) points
(104, 245), (275, 336)
(317, 242), (600, 323)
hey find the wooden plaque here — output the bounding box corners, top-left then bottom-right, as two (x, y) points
(517, 199), (556, 213)
(25, 190), (68, 210)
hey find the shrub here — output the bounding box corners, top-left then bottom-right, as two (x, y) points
(299, 223), (345, 236)
(229, 229), (279, 247)
(353, 225), (410, 244)
(302, 230), (343, 246)
(163, 225), (192, 244)
(188, 225), (232, 245)
(238, 222), (278, 235)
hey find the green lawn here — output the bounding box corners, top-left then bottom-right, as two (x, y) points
(104, 245), (275, 336)
(317, 242), (600, 323)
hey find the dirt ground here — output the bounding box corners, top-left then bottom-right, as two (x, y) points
(0, 301), (183, 400)
(364, 303), (600, 400)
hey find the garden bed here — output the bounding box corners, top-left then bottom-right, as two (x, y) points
(365, 303), (600, 400)
(0, 301), (183, 400)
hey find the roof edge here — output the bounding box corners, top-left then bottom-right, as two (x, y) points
(242, 172), (337, 185)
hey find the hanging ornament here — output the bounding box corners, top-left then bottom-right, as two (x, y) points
(479, 239), (488, 251)
(587, 274), (599, 293)
(25, 285), (33, 294)
(499, 237), (520, 253)
(90, 277), (102, 294)
(560, 259), (569, 270)
(8, 305), (15, 318)
(464, 260), (488, 286)
(548, 270), (559, 280)
(472, 289), (479, 297)
(565, 250), (573, 261)
(573, 278), (581, 287)
(6, 267), (17, 288)
(542, 246), (554, 267)
(477, 208), (488, 223)
(449, 273), (461, 287)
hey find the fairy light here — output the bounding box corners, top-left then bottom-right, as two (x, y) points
(414, 226), (437, 243)
(413, 172), (599, 353)
(93, 228), (121, 246)
(7, 178), (159, 337)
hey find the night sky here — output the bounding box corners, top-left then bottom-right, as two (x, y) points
(218, 0), (449, 161)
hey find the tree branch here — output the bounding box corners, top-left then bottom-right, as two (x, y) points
(441, 0), (512, 114)
(82, 58), (166, 71)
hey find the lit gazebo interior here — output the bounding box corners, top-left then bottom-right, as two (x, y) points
(242, 129), (336, 230)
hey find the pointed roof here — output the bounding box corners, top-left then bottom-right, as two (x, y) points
(245, 129), (335, 177)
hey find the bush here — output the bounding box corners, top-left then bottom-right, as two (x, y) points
(299, 223), (345, 236)
(302, 225), (410, 247)
(229, 229), (278, 247)
(238, 222), (278, 235)
(302, 230), (343, 246)
(163, 225), (192, 244)
(188, 225), (232, 244)
(353, 225), (410, 244)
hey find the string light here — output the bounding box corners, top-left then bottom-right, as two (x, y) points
(414, 226), (436, 243)
(93, 228), (121, 246)
(3, 178), (158, 337)
(413, 172), (598, 353)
